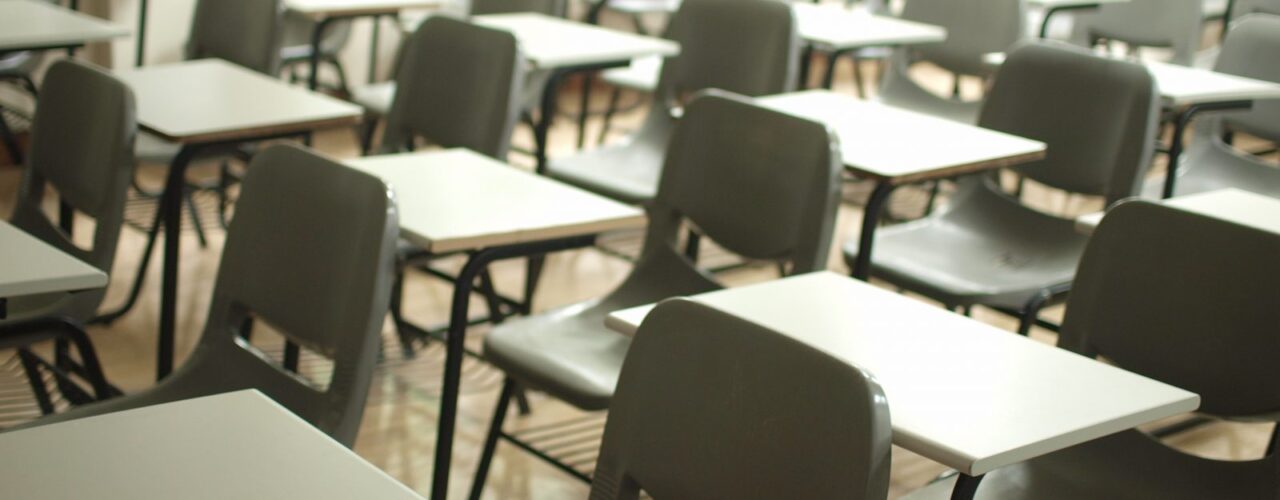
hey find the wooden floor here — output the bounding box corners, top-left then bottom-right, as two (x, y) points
(0, 53), (1274, 499)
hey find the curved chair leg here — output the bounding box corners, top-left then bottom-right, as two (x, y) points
(327, 56), (351, 96)
(184, 189), (208, 249)
(851, 55), (867, 98)
(390, 265), (417, 358)
(470, 378), (516, 500)
(597, 87), (622, 146)
(1016, 290), (1053, 336)
(360, 116), (380, 156)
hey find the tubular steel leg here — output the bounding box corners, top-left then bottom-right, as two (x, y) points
(469, 378), (516, 500)
(91, 200), (162, 325)
(822, 49), (850, 90)
(157, 146), (200, 380)
(852, 181), (898, 281)
(522, 256), (546, 316)
(1162, 101), (1253, 199)
(308, 18), (336, 91)
(951, 474), (984, 500)
(17, 349), (55, 415)
(184, 189), (208, 249)
(799, 45), (814, 89)
(1016, 290), (1053, 336)
(576, 73), (594, 150)
(596, 87), (622, 146)
(684, 230), (702, 263)
(136, 0), (149, 66)
(534, 72), (567, 175)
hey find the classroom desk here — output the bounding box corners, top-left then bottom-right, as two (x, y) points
(114, 59), (361, 381)
(757, 90), (1046, 281)
(0, 0), (128, 54)
(0, 220), (107, 319)
(474, 13), (679, 171)
(606, 271), (1200, 500)
(793, 3), (947, 89)
(343, 148), (645, 500)
(1027, 0), (1130, 39)
(1076, 188), (1280, 234)
(602, 3), (947, 93)
(1146, 61), (1280, 198)
(982, 53), (1280, 199)
(286, 0), (443, 90)
(0, 390), (425, 499)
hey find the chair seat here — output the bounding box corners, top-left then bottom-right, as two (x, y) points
(483, 300), (630, 411)
(545, 140), (666, 204)
(902, 430), (1278, 500)
(352, 82), (397, 117)
(844, 190), (1086, 309)
(602, 56), (661, 93)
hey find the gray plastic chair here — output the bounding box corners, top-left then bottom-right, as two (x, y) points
(590, 299), (892, 500)
(0, 60), (136, 413)
(844, 41), (1160, 335)
(545, 0), (800, 204)
(351, 0), (564, 153)
(1156, 14), (1280, 199)
(1233, 0), (1280, 15)
(15, 145), (400, 447)
(876, 0), (1024, 124)
(903, 199), (1280, 500)
(280, 9), (355, 93)
(372, 16), (523, 158)
(469, 91), (842, 497)
(1069, 0), (1204, 66)
(4, 60), (136, 325)
(0, 0), (85, 164)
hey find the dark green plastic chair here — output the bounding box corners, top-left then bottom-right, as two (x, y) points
(904, 199), (1280, 499)
(591, 299), (892, 500)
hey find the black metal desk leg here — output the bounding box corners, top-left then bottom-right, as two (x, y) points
(308, 17), (337, 91)
(1161, 100), (1253, 199)
(951, 473), (984, 500)
(852, 181), (897, 281)
(534, 71), (566, 175)
(157, 146), (199, 380)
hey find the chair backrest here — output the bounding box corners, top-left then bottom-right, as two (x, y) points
(899, 0), (1024, 77)
(1060, 200), (1280, 419)
(380, 16), (522, 159)
(1233, 0), (1280, 15)
(1070, 0), (1203, 66)
(655, 0), (799, 103)
(978, 41), (1159, 205)
(178, 145), (398, 445)
(591, 299), (892, 500)
(1214, 14), (1280, 143)
(9, 60), (136, 320)
(642, 91), (841, 274)
(186, 0), (286, 74)
(471, 0), (566, 16)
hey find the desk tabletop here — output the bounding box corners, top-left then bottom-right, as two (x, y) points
(1146, 61), (1280, 106)
(114, 59), (362, 144)
(606, 272), (1200, 476)
(0, 220), (107, 299)
(792, 3), (946, 51)
(344, 149), (646, 253)
(287, 0), (442, 18)
(0, 390), (424, 499)
(758, 90), (1046, 184)
(0, 0), (129, 53)
(475, 13), (679, 70)
(984, 52), (1280, 106)
(1077, 188), (1280, 234)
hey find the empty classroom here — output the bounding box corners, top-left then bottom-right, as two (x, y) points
(1, 0), (1278, 498)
